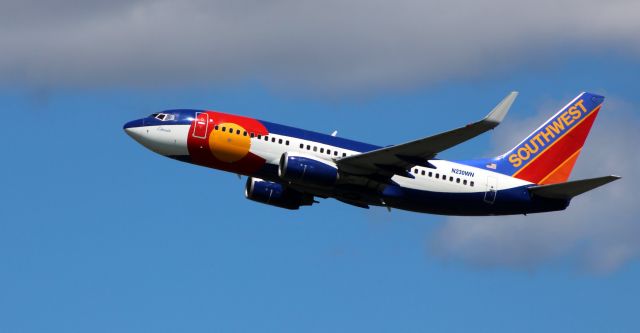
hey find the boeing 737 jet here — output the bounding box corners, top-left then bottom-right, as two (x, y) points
(123, 92), (619, 215)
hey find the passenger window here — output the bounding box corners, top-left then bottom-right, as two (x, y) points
(300, 143), (304, 149)
(236, 129), (241, 135)
(307, 145), (311, 150)
(463, 179), (467, 185)
(214, 125), (219, 130)
(334, 151), (338, 156)
(343, 153), (346, 157)
(470, 181), (475, 187)
(428, 172), (432, 177)
(243, 131), (247, 136)
(320, 148), (324, 153)
(257, 135), (262, 139)
(456, 178), (460, 183)
(435, 173), (439, 179)
(272, 137), (276, 142)
(250, 133), (255, 138)
(327, 149), (331, 155)
(286, 140), (289, 146)
(222, 126), (226, 132)
(421, 170), (425, 176)
(313, 146), (317, 152)
(278, 139), (283, 144)
(264, 136), (269, 141)
(449, 176), (453, 182)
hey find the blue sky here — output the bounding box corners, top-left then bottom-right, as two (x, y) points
(2, 1), (640, 332)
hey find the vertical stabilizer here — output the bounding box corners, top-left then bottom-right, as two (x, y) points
(493, 92), (604, 184)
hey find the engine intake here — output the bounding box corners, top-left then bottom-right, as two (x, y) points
(245, 177), (313, 210)
(279, 152), (339, 187)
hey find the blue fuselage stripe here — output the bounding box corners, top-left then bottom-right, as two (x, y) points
(261, 121), (381, 153)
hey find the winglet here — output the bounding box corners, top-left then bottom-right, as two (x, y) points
(528, 175), (621, 200)
(484, 91), (518, 126)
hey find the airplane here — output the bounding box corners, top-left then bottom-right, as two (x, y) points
(123, 92), (620, 216)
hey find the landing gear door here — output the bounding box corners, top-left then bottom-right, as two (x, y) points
(484, 176), (497, 204)
(193, 112), (209, 139)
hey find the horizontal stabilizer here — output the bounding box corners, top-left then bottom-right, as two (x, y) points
(528, 175), (620, 200)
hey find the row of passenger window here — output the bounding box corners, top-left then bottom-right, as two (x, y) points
(412, 168), (475, 187)
(257, 134), (290, 146)
(213, 124), (350, 158)
(214, 125), (291, 145)
(299, 143), (348, 157)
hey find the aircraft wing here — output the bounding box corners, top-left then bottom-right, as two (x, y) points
(337, 92), (518, 176)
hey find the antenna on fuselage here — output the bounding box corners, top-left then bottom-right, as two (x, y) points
(380, 199), (391, 212)
(331, 130), (338, 137)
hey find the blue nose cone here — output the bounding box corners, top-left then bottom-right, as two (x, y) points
(123, 118), (145, 130)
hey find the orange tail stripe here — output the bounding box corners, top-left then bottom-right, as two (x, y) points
(538, 149), (582, 184)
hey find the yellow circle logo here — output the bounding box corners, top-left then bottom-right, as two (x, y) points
(208, 122), (251, 163)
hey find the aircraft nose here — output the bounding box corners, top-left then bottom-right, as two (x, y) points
(123, 118), (145, 133)
(123, 118), (149, 144)
(122, 116), (188, 157)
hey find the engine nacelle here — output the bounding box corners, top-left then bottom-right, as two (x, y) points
(245, 177), (313, 210)
(278, 152), (339, 187)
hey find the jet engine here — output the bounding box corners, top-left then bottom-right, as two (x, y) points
(245, 177), (313, 210)
(278, 152), (339, 187)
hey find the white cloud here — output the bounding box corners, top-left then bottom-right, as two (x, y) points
(1, 0), (640, 93)
(428, 97), (639, 273)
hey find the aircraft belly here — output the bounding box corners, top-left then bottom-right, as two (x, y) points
(381, 184), (567, 216)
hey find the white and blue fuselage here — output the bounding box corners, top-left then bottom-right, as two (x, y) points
(124, 92), (618, 215)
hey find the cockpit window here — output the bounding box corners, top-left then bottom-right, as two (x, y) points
(151, 113), (175, 121)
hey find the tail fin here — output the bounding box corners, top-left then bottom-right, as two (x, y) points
(494, 92), (604, 184)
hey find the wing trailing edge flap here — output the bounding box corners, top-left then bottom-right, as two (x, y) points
(337, 91), (518, 176)
(528, 175), (621, 200)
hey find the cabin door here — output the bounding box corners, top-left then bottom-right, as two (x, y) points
(484, 176), (497, 204)
(193, 112), (209, 139)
